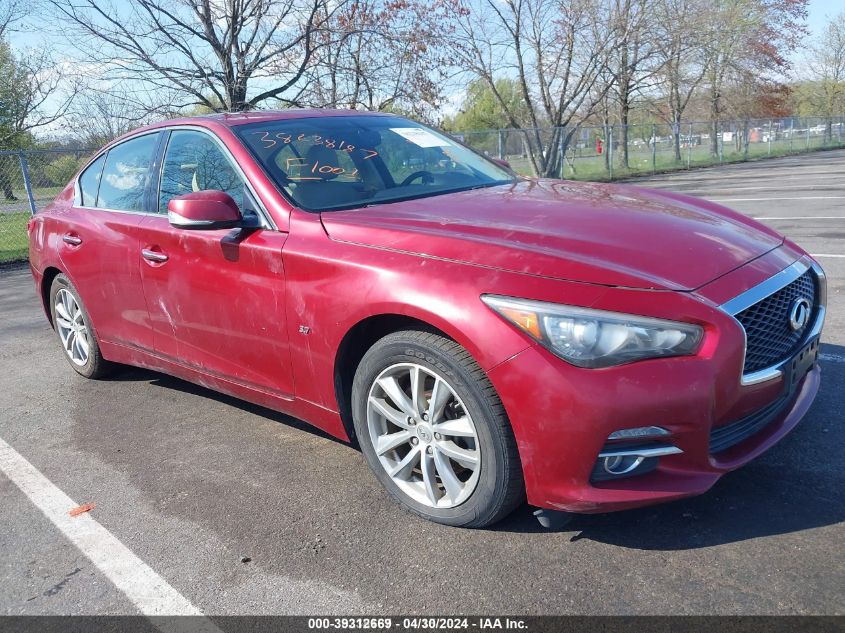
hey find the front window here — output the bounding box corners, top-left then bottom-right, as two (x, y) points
(235, 115), (515, 211)
(159, 130), (247, 214)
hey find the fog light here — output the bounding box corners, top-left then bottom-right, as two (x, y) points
(591, 443), (682, 482)
(603, 454), (644, 475)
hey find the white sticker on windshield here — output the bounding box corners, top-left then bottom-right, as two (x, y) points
(390, 128), (451, 148)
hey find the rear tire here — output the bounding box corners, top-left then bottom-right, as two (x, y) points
(352, 330), (524, 527)
(49, 274), (112, 379)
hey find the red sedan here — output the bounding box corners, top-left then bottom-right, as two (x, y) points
(27, 110), (826, 527)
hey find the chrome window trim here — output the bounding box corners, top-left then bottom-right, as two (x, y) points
(72, 125), (277, 231)
(720, 256), (826, 386)
(74, 205), (154, 217)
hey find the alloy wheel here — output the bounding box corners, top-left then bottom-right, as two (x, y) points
(366, 362), (481, 509)
(54, 288), (90, 367)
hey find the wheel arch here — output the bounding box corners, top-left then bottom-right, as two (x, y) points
(40, 266), (64, 327)
(333, 314), (455, 444)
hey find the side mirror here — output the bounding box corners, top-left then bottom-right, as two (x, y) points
(491, 158), (512, 170)
(167, 190), (242, 230)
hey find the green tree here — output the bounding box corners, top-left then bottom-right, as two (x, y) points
(795, 12), (845, 139)
(44, 154), (84, 187)
(0, 36), (72, 199)
(0, 39), (29, 200)
(443, 79), (529, 132)
(0, 40), (28, 148)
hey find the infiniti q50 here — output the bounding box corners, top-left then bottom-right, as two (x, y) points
(28, 110), (825, 527)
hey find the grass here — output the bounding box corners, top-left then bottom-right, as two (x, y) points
(0, 185), (61, 264)
(505, 137), (845, 180)
(0, 212), (30, 263)
(0, 187), (62, 214)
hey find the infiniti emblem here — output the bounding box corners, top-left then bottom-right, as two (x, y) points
(416, 425), (433, 443)
(788, 297), (812, 331)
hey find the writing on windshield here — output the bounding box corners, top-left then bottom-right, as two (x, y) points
(251, 131), (379, 160)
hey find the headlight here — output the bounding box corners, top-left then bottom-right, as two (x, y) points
(482, 295), (703, 369)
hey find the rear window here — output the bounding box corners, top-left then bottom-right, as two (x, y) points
(96, 133), (160, 212)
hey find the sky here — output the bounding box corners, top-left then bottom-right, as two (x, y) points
(805, 0), (842, 34)
(13, 0), (844, 63)
(6, 0), (844, 133)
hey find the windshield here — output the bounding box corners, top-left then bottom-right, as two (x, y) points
(235, 115), (515, 211)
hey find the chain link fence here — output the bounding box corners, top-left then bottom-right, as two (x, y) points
(0, 149), (94, 264)
(1, 114), (844, 263)
(457, 115), (845, 179)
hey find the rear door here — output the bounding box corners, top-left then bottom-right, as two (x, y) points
(138, 128), (293, 397)
(57, 133), (163, 352)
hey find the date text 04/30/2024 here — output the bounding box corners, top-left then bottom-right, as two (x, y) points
(306, 618), (528, 630)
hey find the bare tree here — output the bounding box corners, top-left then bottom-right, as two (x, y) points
(64, 84), (163, 147)
(300, 0), (458, 117)
(0, 43), (76, 148)
(803, 11), (845, 140)
(0, 0), (23, 39)
(651, 0), (709, 161)
(41, 0), (338, 112)
(451, 0), (620, 177)
(608, 0), (663, 168)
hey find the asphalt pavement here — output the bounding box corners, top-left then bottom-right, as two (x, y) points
(1, 150), (843, 616)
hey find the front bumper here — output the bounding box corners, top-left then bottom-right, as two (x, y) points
(489, 342), (821, 513)
(486, 252), (824, 514)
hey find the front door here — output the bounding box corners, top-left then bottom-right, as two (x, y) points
(138, 129), (293, 397)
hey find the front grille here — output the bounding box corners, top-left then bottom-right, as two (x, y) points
(735, 271), (816, 374)
(710, 396), (790, 453)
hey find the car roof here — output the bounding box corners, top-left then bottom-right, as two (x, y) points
(145, 108), (394, 131)
(98, 109), (399, 153)
(210, 109), (394, 126)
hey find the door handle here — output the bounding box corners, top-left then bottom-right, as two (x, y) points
(141, 248), (169, 263)
(62, 234), (82, 246)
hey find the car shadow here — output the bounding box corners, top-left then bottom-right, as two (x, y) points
(107, 342), (844, 550)
(107, 365), (346, 446)
(492, 342), (845, 547)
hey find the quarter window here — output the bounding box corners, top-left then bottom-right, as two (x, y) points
(159, 130), (246, 214)
(78, 154), (105, 207)
(96, 134), (160, 212)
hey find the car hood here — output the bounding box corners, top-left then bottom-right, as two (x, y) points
(320, 179), (784, 290)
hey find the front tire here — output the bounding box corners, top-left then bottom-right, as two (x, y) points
(49, 274), (112, 379)
(352, 330), (524, 527)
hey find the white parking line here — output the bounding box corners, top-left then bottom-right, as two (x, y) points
(641, 173), (845, 185)
(689, 185), (844, 193)
(820, 353), (845, 363)
(753, 216), (844, 220)
(0, 436), (221, 629)
(710, 196), (845, 202)
(811, 254), (845, 258)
